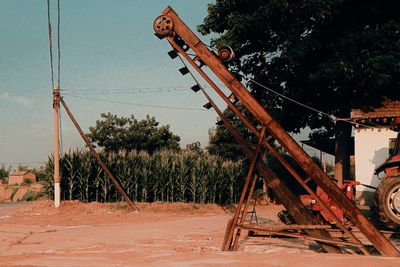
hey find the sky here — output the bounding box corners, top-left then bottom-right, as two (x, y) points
(0, 0), (322, 169)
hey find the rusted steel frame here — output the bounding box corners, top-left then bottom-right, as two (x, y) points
(230, 131), (267, 251)
(233, 150), (267, 251)
(261, 142), (371, 255)
(59, 97), (138, 211)
(241, 224), (332, 231)
(167, 35), (368, 254)
(167, 39), (262, 140)
(231, 173), (261, 251)
(249, 229), (366, 248)
(169, 36), (348, 236)
(194, 80), (341, 254)
(260, 116), (396, 254)
(161, 6), (399, 257)
(240, 174), (262, 228)
(223, 127), (266, 251)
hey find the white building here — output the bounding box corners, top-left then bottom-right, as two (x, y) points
(351, 100), (400, 205)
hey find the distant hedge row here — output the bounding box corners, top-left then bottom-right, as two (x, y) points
(42, 149), (245, 204)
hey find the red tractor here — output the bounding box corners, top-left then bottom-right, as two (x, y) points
(374, 121), (400, 229)
(299, 119), (400, 230)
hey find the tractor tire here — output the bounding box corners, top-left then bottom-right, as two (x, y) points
(374, 176), (400, 229)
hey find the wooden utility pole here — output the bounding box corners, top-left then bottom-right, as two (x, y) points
(53, 86), (61, 208)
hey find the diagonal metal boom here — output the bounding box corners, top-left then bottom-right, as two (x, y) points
(154, 6), (400, 257)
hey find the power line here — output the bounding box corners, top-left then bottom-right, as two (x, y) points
(336, 117), (380, 129)
(62, 87), (189, 96)
(249, 79), (337, 121)
(61, 84), (224, 96)
(249, 79), (376, 129)
(46, 0), (61, 88)
(57, 0), (61, 86)
(0, 162), (47, 165)
(0, 84), (225, 96)
(62, 85), (196, 92)
(64, 95), (206, 111)
(46, 0), (54, 88)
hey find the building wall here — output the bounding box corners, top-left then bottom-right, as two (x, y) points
(8, 172), (36, 185)
(354, 127), (398, 205)
(8, 175), (24, 185)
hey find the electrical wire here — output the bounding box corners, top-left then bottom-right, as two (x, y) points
(62, 85), (193, 91)
(249, 78), (377, 129)
(249, 79), (337, 121)
(46, 0), (61, 88)
(64, 95), (206, 111)
(45, 0), (64, 165)
(62, 87), (189, 96)
(0, 162), (47, 165)
(46, 0), (54, 88)
(57, 0), (61, 86)
(61, 84), (224, 96)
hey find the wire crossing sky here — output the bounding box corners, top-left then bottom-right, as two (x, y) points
(0, 0), (219, 167)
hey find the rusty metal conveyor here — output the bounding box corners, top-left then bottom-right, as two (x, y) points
(153, 6), (400, 257)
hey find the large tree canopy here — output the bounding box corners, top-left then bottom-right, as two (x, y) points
(199, 0), (400, 179)
(87, 113), (181, 153)
(199, 0), (399, 132)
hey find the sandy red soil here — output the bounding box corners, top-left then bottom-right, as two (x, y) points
(1, 200), (400, 266)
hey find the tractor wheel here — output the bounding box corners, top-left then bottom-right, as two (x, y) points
(374, 176), (400, 229)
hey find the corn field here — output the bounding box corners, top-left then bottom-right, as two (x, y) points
(41, 149), (245, 204)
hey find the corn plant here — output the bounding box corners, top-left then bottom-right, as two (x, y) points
(42, 149), (244, 204)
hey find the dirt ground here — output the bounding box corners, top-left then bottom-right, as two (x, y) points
(1, 200), (400, 267)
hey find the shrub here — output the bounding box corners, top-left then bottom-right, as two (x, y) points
(22, 178), (34, 186)
(21, 190), (42, 201)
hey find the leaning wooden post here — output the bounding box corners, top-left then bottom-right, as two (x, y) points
(53, 85), (61, 208)
(59, 97), (138, 211)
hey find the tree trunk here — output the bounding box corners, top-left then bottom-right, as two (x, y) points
(334, 118), (352, 186)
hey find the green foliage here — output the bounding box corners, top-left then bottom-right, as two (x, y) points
(21, 190), (42, 201)
(41, 149), (244, 204)
(185, 141), (204, 154)
(87, 113), (181, 153)
(34, 166), (47, 182)
(199, 0), (400, 138)
(17, 165), (29, 172)
(0, 165), (10, 181)
(207, 106), (256, 161)
(21, 178), (34, 186)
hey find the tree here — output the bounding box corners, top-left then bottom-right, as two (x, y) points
(185, 141), (204, 154)
(87, 113), (181, 153)
(207, 106), (256, 161)
(17, 165), (29, 172)
(199, 0), (400, 182)
(0, 165), (10, 181)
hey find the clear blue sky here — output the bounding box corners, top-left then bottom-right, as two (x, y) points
(0, 0), (321, 168)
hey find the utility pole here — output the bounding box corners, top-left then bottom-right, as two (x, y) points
(53, 86), (61, 208)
